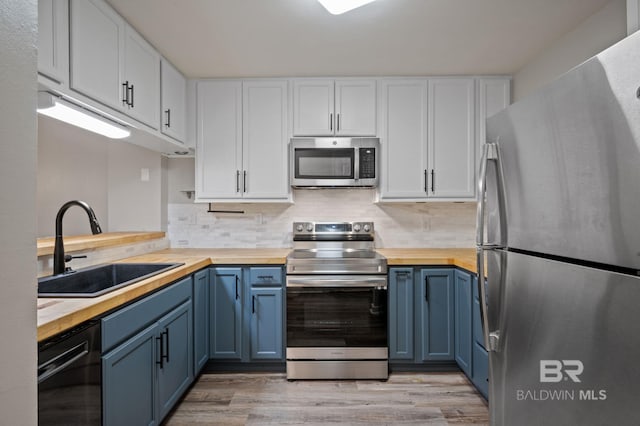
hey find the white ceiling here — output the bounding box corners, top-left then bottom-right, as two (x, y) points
(106, 0), (612, 78)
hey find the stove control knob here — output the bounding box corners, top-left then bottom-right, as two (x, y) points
(363, 224), (371, 232)
(306, 223), (313, 232)
(353, 223), (361, 232)
(296, 224), (304, 232)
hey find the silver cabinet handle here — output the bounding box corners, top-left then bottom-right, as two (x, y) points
(337, 113), (340, 131)
(236, 170), (240, 193)
(330, 113), (333, 131)
(164, 109), (171, 128)
(243, 170), (247, 193)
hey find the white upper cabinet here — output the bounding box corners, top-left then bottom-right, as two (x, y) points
(292, 79), (334, 136)
(379, 79), (429, 199)
(196, 80), (289, 202)
(380, 77), (477, 201)
(196, 80), (243, 200)
(477, 77), (511, 156)
(69, 0), (160, 128)
(242, 80), (289, 199)
(38, 0), (69, 86)
(70, 0), (124, 111)
(161, 59), (187, 143)
(428, 78), (476, 198)
(122, 26), (160, 129)
(334, 79), (377, 136)
(292, 79), (376, 136)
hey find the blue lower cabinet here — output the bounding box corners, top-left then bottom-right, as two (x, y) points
(193, 269), (209, 373)
(472, 342), (489, 398)
(250, 287), (283, 360)
(454, 270), (473, 376)
(157, 300), (194, 420)
(209, 268), (243, 359)
(103, 324), (157, 426)
(102, 288), (193, 426)
(389, 268), (414, 360)
(417, 268), (455, 361)
(209, 266), (285, 363)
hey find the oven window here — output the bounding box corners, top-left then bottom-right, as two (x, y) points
(287, 287), (387, 348)
(294, 148), (354, 179)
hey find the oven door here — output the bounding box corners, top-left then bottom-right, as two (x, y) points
(286, 275), (387, 358)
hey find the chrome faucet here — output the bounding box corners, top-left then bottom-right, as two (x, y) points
(53, 200), (103, 275)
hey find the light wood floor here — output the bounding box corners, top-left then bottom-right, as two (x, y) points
(164, 372), (489, 425)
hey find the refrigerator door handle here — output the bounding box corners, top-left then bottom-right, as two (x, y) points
(477, 247), (504, 352)
(476, 142), (507, 248)
(476, 248), (491, 350)
(477, 141), (507, 352)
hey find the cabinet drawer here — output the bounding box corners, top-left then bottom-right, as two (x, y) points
(102, 276), (192, 352)
(249, 267), (282, 286)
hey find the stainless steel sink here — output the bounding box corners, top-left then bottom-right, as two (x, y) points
(38, 263), (184, 298)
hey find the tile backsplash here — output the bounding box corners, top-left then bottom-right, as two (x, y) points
(168, 189), (476, 248)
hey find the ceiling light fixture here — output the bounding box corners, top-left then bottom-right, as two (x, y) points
(37, 92), (131, 139)
(317, 0), (377, 15)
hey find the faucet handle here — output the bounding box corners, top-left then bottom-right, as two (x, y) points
(64, 254), (87, 263)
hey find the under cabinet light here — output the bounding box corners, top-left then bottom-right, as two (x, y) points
(317, 0), (377, 15)
(37, 92), (131, 139)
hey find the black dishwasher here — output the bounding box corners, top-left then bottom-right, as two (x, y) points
(38, 320), (101, 425)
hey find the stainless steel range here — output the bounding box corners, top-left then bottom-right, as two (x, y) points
(286, 221), (388, 380)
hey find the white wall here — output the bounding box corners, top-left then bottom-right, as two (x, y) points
(513, 0), (627, 101)
(37, 119), (167, 237)
(107, 140), (164, 232)
(0, 0), (38, 424)
(37, 116), (109, 236)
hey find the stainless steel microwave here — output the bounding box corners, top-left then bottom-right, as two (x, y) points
(290, 137), (379, 188)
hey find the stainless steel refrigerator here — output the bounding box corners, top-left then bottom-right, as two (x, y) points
(477, 31), (640, 425)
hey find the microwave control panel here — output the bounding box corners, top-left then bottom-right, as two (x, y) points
(359, 148), (376, 179)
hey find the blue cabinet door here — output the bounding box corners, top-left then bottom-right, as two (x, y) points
(389, 268), (414, 360)
(157, 300), (194, 421)
(417, 268), (454, 361)
(102, 324), (158, 426)
(209, 268), (243, 359)
(454, 269), (473, 377)
(193, 269), (209, 373)
(472, 341), (489, 399)
(249, 287), (283, 360)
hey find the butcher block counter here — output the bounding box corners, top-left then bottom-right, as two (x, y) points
(37, 247), (475, 342)
(379, 248), (477, 273)
(37, 248), (290, 342)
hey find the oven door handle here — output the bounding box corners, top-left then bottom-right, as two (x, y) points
(286, 276), (387, 288)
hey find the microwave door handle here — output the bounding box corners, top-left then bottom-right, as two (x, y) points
(354, 148), (360, 181)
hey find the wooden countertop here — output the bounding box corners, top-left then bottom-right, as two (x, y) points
(378, 248), (477, 273)
(37, 231), (166, 256)
(37, 248), (290, 341)
(37, 247), (475, 342)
